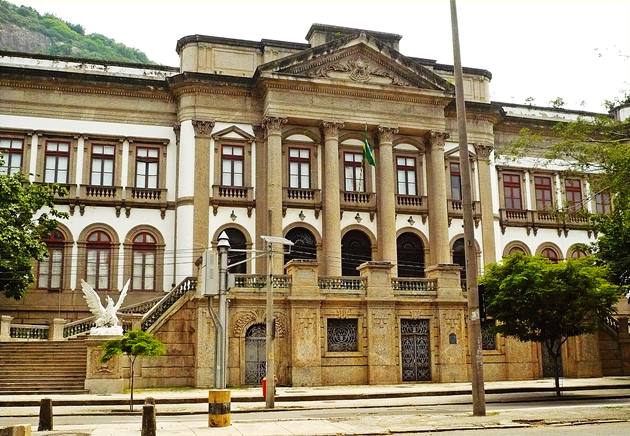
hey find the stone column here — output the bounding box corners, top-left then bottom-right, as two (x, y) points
(321, 121), (344, 276)
(474, 143), (497, 265)
(191, 120), (214, 268)
(0, 315), (13, 341)
(426, 131), (450, 265)
(286, 260), (322, 385)
(253, 125), (268, 274)
(263, 117), (287, 274)
(376, 126), (399, 265)
(358, 261), (398, 384)
(48, 318), (66, 341)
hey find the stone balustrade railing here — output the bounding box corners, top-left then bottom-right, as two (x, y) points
(63, 317), (96, 338)
(118, 296), (164, 314)
(141, 277), (197, 331)
(9, 324), (49, 340)
(128, 187), (165, 202)
(318, 276), (366, 291)
(232, 274), (291, 289)
(391, 278), (437, 294)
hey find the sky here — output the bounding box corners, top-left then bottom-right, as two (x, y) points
(9, 0), (630, 113)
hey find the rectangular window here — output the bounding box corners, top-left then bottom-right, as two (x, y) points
(38, 248), (63, 290)
(450, 162), (462, 201)
(534, 175), (554, 210)
(44, 141), (70, 184)
(90, 144), (115, 186)
(0, 138), (24, 175)
(136, 147), (159, 189)
(565, 179), (583, 211)
(86, 248), (110, 290)
(288, 148), (310, 189)
(397, 156), (417, 196)
(221, 145), (244, 187)
(344, 152), (364, 192)
(503, 174), (522, 210)
(327, 318), (358, 352)
(595, 191), (611, 214)
(133, 251), (155, 291)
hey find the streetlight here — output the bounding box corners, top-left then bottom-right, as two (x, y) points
(216, 231), (230, 389)
(260, 235), (294, 409)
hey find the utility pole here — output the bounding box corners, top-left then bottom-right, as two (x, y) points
(449, 0), (486, 416)
(260, 235), (293, 409)
(216, 232), (230, 389)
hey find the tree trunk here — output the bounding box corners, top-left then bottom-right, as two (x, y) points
(130, 357), (135, 411)
(553, 353), (561, 397)
(546, 339), (562, 397)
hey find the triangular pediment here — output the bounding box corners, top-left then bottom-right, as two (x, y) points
(257, 33), (454, 93)
(212, 125), (254, 143)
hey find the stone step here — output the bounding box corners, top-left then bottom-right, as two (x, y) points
(0, 389), (88, 395)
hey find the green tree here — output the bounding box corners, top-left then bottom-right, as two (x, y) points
(480, 254), (620, 397)
(0, 159), (67, 299)
(100, 330), (165, 411)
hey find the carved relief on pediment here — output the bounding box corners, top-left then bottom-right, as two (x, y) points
(307, 55), (412, 87)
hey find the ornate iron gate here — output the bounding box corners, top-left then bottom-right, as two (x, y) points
(245, 324), (266, 385)
(400, 319), (431, 381)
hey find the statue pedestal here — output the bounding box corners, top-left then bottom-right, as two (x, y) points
(84, 335), (126, 394)
(90, 326), (123, 336)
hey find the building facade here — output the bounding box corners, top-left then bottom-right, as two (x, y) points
(1, 24), (627, 388)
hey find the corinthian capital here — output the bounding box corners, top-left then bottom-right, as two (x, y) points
(473, 143), (494, 160)
(426, 130), (449, 149)
(191, 120), (215, 137)
(321, 121), (345, 138)
(377, 126), (399, 144)
(263, 116), (288, 135)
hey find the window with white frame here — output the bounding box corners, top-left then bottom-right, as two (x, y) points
(344, 152), (364, 192)
(0, 138), (24, 175)
(396, 156), (417, 195)
(90, 144), (115, 186)
(44, 141), (70, 184)
(136, 147), (159, 189)
(221, 145), (244, 187)
(288, 148), (310, 189)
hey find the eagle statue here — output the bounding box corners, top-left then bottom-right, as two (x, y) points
(80, 279), (130, 335)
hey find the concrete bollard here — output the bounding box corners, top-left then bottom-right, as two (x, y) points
(38, 398), (53, 431)
(0, 424), (32, 436)
(141, 404), (156, 436)
(208, 389), (231, 427)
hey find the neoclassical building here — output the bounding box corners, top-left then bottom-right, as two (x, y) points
(1, 24), (628, 389)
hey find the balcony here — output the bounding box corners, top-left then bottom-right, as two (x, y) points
(211, 185), (254, 216)
(80, 184), (122, 201)
(341, 191), (376, 216)
(396, 194), (428, 217)
(283, 188), (322, 217)
(499, 208), (593, 235)
(127, 187), (166, 202)
(448, 199), (482, 225)
(392, 277), (437, 298)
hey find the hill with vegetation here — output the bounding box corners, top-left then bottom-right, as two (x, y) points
(0, 0), (153, 63)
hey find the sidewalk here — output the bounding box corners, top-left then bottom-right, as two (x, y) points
(2, 376), (630, 407)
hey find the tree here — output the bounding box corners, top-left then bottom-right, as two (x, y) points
(100, 330), (165, 411)
(0, 159), (67, 299)
(480, 254), (620, 397)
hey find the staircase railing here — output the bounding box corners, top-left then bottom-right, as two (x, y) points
(141, 277), (197, 331)
(10, 324), (49, 340)
(604, 314), (620, 338)
(62, 317), (97, 338)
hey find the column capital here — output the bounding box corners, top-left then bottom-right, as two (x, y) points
(172, 124), (181, 146)
(263, 116), (288, 135)
(377, 126), (399, 144)
(252, 124), (265, 141)
(473, 143), (493, 161)
(426, 130), (449, 149)
(191, 119), (215, 137)
(321, 121), (345, 138)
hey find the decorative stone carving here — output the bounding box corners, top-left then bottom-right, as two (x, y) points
(377, 126), (399, 144)
(321, 121), (345, 138)
(473, 143), (493, 161)
(232, 311), (257, 337)
(231, 309), (287, 338)
(172, 124), (181, 146)
(426, 131), (449, 149)
(192, 120), (215, 137)
(262, 117), (288, 135)
(309, 55), (412, 87)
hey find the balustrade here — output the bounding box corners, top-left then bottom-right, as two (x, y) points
(81, 184), (120, 200)
(318, 276), (366, 291)
(391, 278), (437, 294)
(232, 274), (291, 289)
(128, 187), (165, 202)
(10, 324), (49, 340)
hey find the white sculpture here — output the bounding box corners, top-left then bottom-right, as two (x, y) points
(80, 279), (130, 336)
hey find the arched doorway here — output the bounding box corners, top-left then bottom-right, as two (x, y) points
(244, 323), (266, 385)
(284, 227), (317, 266)
(396, 232), (425, 277)
(224, 228), (247, 273)
(452, 237), (466, 278)
(341, 230), (372, 276)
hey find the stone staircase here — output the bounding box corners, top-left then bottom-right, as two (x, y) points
(0, 338), (87, 394)
(598, 316), (630, 376)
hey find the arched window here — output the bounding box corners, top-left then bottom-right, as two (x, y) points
(38, 230), (65, 291)
(86, 230), (112, 290)
(341, 230), (372, 276)
(453, 238), (466, 278)
(284, 227), (317, 266)
(570, 249), (587, 259)
(132, 232), (156, 291)
(541, 247), (559, 263)
(224, 228), (247, 274)
(508, 246), (526, 256)
(397, 232), (425, 277)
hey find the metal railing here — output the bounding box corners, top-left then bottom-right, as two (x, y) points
(141, 277), (197, 331)
(10, 324), (49, 340)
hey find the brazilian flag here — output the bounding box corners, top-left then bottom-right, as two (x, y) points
(362, 135), (376, 167)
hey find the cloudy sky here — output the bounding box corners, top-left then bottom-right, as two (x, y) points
(11, 0), (630, 112)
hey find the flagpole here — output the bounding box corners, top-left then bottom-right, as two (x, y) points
(449, 0), (486, 416)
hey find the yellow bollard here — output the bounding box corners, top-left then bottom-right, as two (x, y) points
(208, 389), (231, 427)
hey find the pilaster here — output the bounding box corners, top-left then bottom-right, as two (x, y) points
(0, 315), (13, 341)
(321, 121), (344, 276)
(426, 131), (450, 265)
(263, 116), (287, 274)
(376, 126), (398, 265)
(253, 125), (267, 274)
(191, 120), (215, 267)
(48, 318), (66, 341)
(473, 143), (497, 265)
